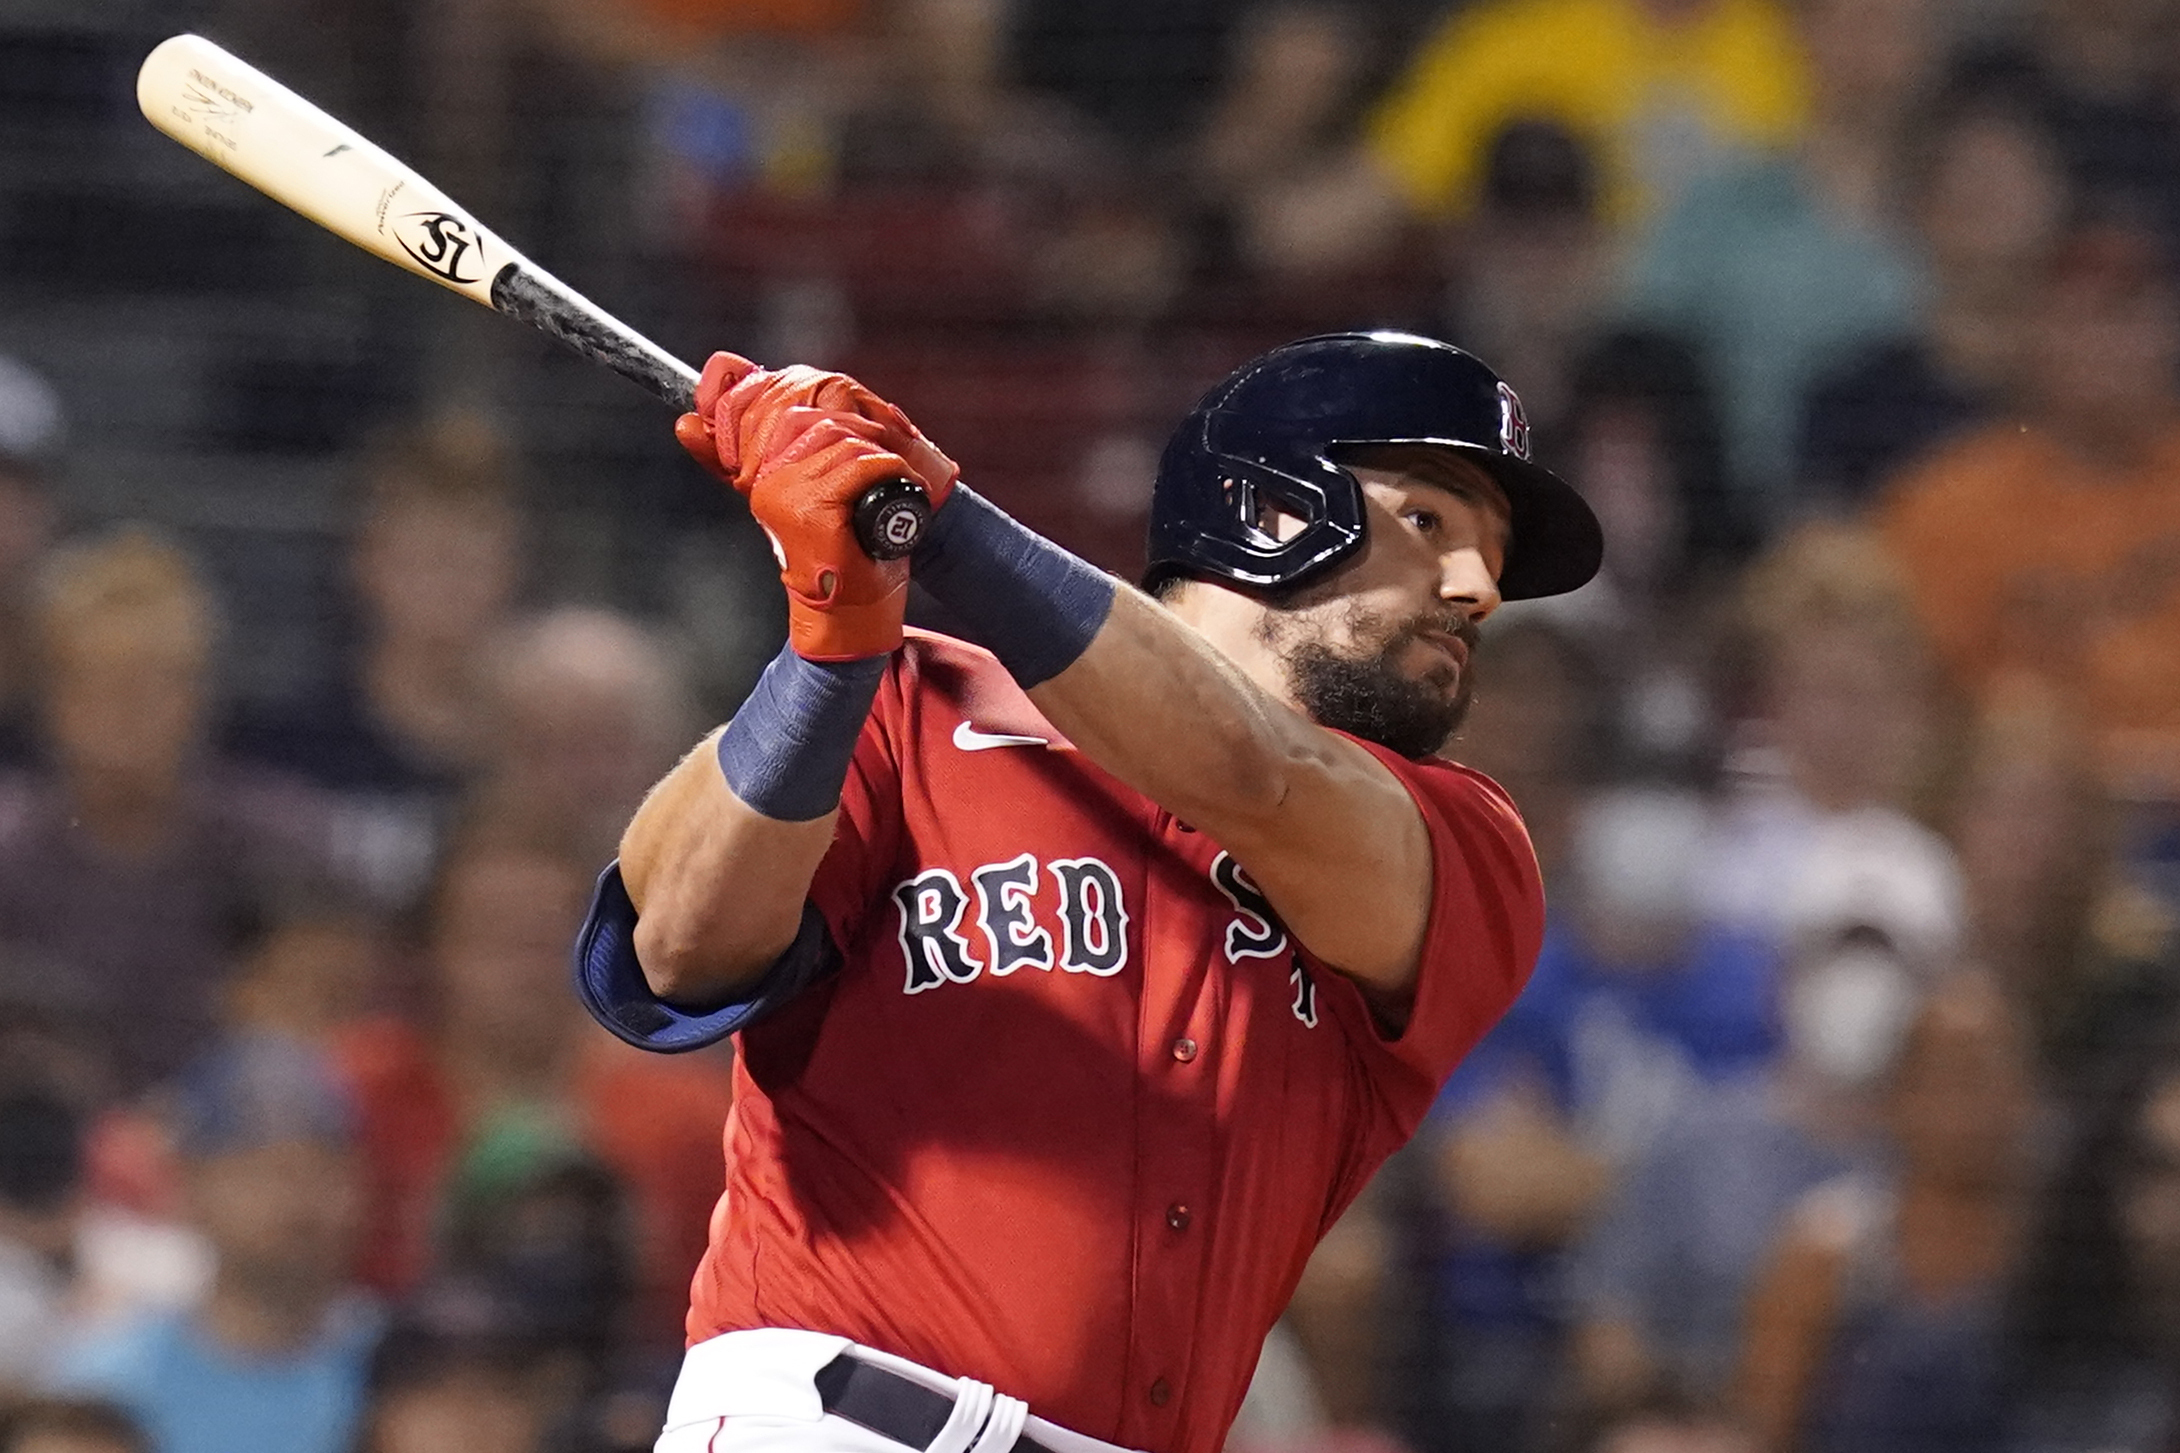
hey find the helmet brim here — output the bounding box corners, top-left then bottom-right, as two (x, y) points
(1324, 438), (1604, 602)
(1475, 451), (1604, 602)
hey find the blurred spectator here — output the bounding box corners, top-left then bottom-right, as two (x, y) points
(1413, 789), (1778, 1450)
(0, 529), (346, 1094)
(1569, 909), (1938, 1412)
(1006, 2), (1431, 317)
(1448, 615), (1605, 882)
(1617, 0), (1944, 521)
(439, 1151), (634, 1379)
(1244, 0), (1809, 272)
(2007, 1025), (2180, 1452)
(0, 1086), (86, 1388)
(1945, 678), (2123, 1078)
(441, 1152), (678, 1448)
(1585, 1393), (1758, 1453)
(54, 1037), (379, 1453)
(1986, 0), (2180, 248)
(1528, 330), (1740, 782)
(1188, 6), (1393, 216)
(354, 1279), (562, 1453)
(343, 416), (523, 781)
(1733, 973), (2041, 1453)
(224, 889), (392, 1048)
(336, 829), (731, 1338)
(1695, 522), (1959, 952)
(229, 414), (526, 903)
(0, 1039), (212, 1368)
(1281, 1182), (1400, 1431)
(0, 357), (61, 772)
(0, 1399), (147, 1453)
(1552, 331), (1742, 602)
(1799, 63), (2069, 503)
(464, 608), (695, 872)
(1439, 124), (1616, 432)
(1226, 1318), (1332, 1453)
(1478, 787), (1782, 1162)
(1876, 218), (2180, 797)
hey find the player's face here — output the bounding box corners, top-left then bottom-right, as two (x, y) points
(1257, 452), (1510, 758)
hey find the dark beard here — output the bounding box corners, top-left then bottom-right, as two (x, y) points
(1267, 605), (1478, 759)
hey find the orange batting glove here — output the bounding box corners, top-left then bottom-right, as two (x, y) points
(673, 351), (957, 506)
(742, 409), (930, 660)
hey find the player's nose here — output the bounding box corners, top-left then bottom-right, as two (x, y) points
(1438, 546), (1501, 623)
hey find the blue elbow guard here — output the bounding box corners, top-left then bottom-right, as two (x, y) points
(572, 862), (841, 1053)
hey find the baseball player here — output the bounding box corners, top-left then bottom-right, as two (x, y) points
(573, 331), (1604, 1453)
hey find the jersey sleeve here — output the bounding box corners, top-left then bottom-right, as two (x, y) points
(570, 659), (908, 1054)
(1340, 745), (1547, 1132)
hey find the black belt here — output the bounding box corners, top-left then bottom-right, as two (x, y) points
(814, 1352), (1060, 1453)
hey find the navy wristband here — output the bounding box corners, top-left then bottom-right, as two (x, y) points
(716, 646), (885, 821)
(911, 486), (1117, 688)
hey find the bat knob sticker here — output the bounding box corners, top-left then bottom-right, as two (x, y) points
(395, 211), (483, 284)
(853, 479), (931, 561)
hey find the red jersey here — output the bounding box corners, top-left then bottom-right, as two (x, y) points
(687, 632), (1543, 1453)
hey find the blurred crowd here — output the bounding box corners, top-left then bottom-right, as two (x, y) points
(4, 0), (2180, 1451)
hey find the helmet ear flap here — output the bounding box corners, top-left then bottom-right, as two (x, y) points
(1175, 452), (1365, 594)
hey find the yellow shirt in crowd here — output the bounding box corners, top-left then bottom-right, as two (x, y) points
(1880, 422), (2180, 797)
(1365, 0), (1809, 224)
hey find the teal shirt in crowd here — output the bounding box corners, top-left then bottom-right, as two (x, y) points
(54, 1298), (382, 1453)
(1620, 156), (1927, 524)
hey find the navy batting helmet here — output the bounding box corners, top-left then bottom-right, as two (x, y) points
(1145, 331), (1602, 601)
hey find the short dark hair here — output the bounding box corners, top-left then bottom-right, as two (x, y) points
(0, 1085), (82, 1213)
(0, 1398), (151, 1453)
(366, 1275), (558, 1401)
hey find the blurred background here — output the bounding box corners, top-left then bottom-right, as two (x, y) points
(1, 0), (2179, 1450)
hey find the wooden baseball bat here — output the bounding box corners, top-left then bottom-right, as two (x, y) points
(135, 33), (930, 559)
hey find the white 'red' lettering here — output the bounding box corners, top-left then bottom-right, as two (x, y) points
(893, 868), (982, 993)
(1209, 852), (1289, 962)
(1050, 858), (1128, 976)
(972, 853), (1053, 976)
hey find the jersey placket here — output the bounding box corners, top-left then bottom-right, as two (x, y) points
(1119, 818), (1222, 1447)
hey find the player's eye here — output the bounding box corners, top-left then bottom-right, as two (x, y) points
(1403, 507), (1443, 535)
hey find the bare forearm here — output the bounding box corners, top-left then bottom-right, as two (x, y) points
(1028, 588), (1324, 836)
(619, 732), (837, 1005)
(1031, 590), (1428, 989)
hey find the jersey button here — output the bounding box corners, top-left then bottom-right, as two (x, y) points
(1148, 1378), (1172, 1407)
(1171, 1038), (1199, 1063)
(1166, 1203), (1191, 1230)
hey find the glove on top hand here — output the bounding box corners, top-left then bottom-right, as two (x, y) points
(675, 352), (958, 662)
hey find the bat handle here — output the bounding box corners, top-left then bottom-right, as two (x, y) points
(853, 478), (932, 560)
(488, 266), (934, 558)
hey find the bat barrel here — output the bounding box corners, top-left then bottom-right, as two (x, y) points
(139, 32), (928, 556)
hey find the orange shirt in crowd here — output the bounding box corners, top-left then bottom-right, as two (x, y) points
(333, 1018), (735, 1338)
(1878, 422), (2180, 795)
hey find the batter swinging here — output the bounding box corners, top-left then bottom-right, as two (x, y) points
(574, 332), (1604, 1453)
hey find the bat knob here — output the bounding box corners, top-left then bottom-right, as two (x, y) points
(853, 478), (931, 560)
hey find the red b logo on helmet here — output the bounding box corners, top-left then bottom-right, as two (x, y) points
(1497, 382), (1530, 461)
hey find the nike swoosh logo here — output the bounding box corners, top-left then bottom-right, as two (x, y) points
(953, 721), (1049, 752)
